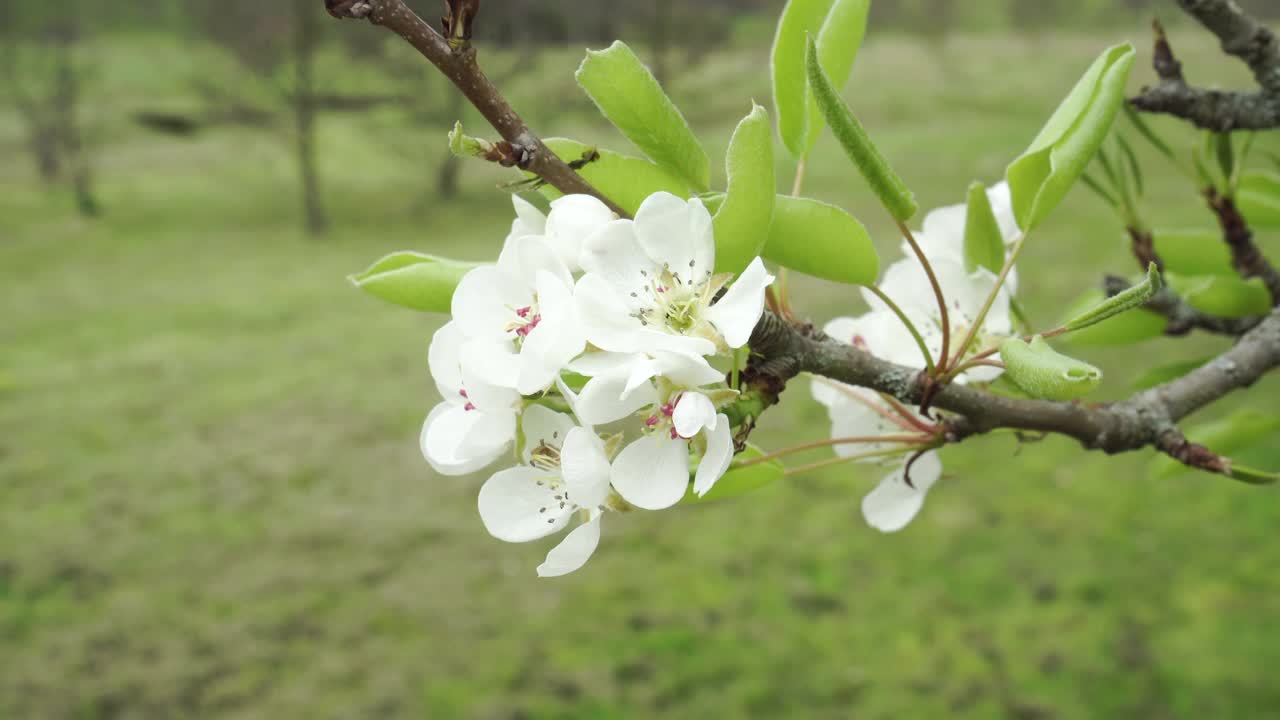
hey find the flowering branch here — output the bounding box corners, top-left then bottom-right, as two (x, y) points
(746, 306), (1280, 478)
(323, 0), (628, 216)
(1131, 5), (1280, 131)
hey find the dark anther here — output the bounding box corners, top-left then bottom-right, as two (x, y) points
(442, 0), (481, 42)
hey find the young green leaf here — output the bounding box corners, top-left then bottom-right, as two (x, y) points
(804, 0), (872, 156)
(964, 181), (1006, 273)
(1063, 262), (1162, 332)
(447, 121), (489, 158)
(764, 194), (879, 285)
(1115, 133), (1144, 198)
(537, 138), (691, 215)
(1237, 170), (1280, 229)
(575, 41), (711, 191)
(1214, 132), (1235, 184)
(1121, 102), (1175, 161)
(1130, 356), (1214, 390)
(1080, 171), (1120, 209)
(806, 37), (917, 221)
(1059, 288), (1168, 347)
(713, 104), (777, 275)
(1006, 43), (1136, 230)
(1227, 463), (1280, 485)
(350, 252), (481, 313)
(1165, 272), (1272, 318)
(771, 0), (835, 159)
(684, 444), (784, 503)
(1151, 228), (1234, 277)
(999, 335), (1104, 401)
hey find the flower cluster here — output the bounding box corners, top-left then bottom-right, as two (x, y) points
(813, 182), (1021, 531)
(423, 192), (774, 576)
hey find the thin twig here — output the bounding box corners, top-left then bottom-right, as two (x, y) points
(897, 220), (951, 372)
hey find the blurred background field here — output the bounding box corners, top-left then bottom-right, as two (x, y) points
(3, 1), (1280, 718)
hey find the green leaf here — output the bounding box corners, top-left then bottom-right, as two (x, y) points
(1227, 463), (1280, 485)
(1150, 228), (1234, 277)
(1115, 133), (1144, 198)
(964, 181), (1005, 273)
(1059, 288), (1168, 347)
(806, 37), (917, 221)
(684, 444), (784, 503)
(575, 41), (710, 191)
(713, 104), (777, 275)
(1149, 410), (1280, 479)
(350, 252), (481, 313)
(763, 194), (879, 285)
(999, 335), (1103, 401)
(804, 0), (872, 156)
(1121, 101), (1175, 161)
(1131, 356), (1213, 390)
(1063, 262), (1162, 332)
(1165, 272), (1271, 318)
(1214, 132), (1235, 184)
(1006, 44), (1136, 230)
(770, 0), (835, 159)
(447, 121), (489, 158)
(538, 138), (691, 216)
(1237, 170), (1280, 229)
(1080, 171), (1120, 209)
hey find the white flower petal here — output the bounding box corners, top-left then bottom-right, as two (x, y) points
(575, 272), (647, 353)
(693, 414), (733, 496)
(611, 434), (691, 510)
(510, 194), (548, 238)
(517, 271), (584, 395)
(560, 427), (612, 509)
(672, 391), (717, 439)
(634, 193), (715, 280)
(537, 513), (602, 577)
(451, 266), (529, 342)
(457, 405), (518, 460)
(459, 341), (522, 406)
(826, 388), (915, 459)
(705, 258), (774, 349)
(519, 405), (576, 463)
(428, 322), (465, 400)
(567, 351), (638, 377)
(861, 451), (942, 532)
(575, 369), (659, 426)
(420, 403), (510, 476)
(579, 220), (656, 307)
(545, 195), (617, 269)
(650, 351), (724, 389)
(478, 466), (572, 542)
(498, 236), (573, 291)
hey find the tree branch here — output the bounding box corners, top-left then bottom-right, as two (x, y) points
(1131, 5), (1280, 131)
(323, 0), (628, 216)
(1205, 188), (1280, 305)
(747, 307), (1280, 476)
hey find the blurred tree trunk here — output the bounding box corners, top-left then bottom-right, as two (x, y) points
(293, 0), (328, 236)
(52, 27), (100, 217)
(436, 89), (464, 199)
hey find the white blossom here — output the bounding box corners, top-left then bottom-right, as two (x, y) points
(421, 322), (521, 476)
(476, 405), (614, 577)
(574, 192), (774, 363)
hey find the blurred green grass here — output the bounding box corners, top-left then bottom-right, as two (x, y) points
(3, 27), (1280, 719)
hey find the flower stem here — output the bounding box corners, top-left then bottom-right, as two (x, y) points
(946, 232), (1028, 378)
(733, 433), (932, 469)
(897, 219), (951, 374)
(782, 445), (922, 478)
(963, 324), (1068, 366)
(865, 284), (936, 373)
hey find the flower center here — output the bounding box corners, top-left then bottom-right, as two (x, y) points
(529, 440), (562, 472)
(505, 303), (542, 341)
(643, 394), (687, 440)
(459, 388), (476, 412)
(633, 263), (713, 335)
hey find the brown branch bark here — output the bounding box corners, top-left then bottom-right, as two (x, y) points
(1205, 188), (1280, 305)
(323, 0), (627, 217)
(747, 307), (1280, 476)
(1131, 3), (1280, 130)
